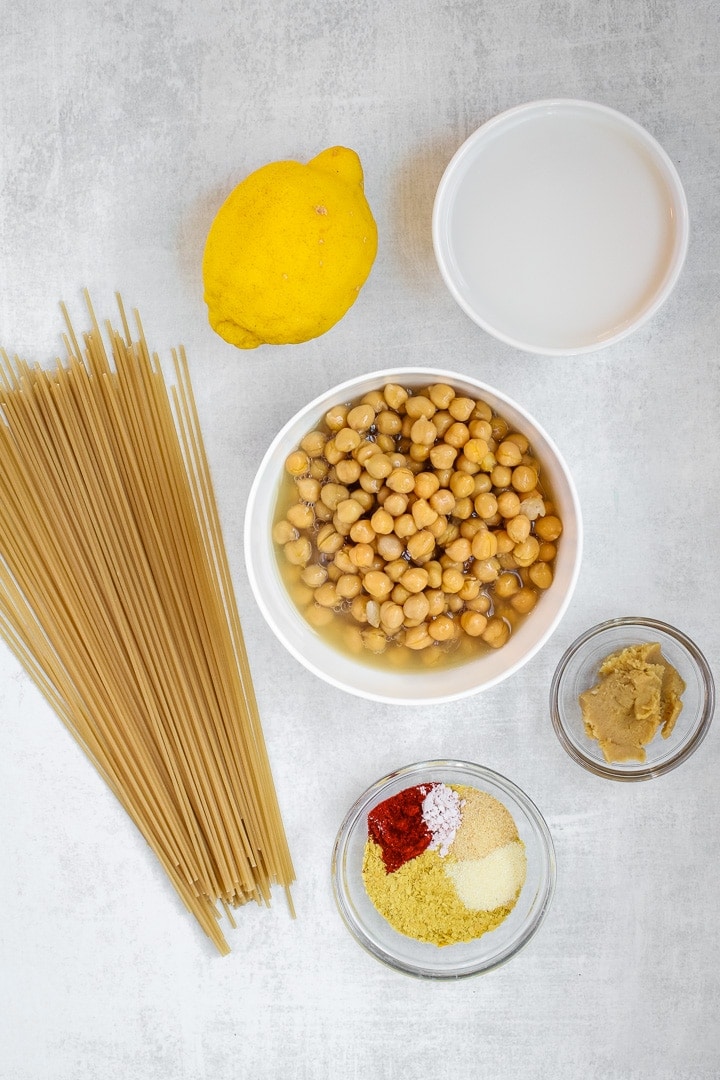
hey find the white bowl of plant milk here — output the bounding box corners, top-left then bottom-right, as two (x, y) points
(432, 99), (689, 355)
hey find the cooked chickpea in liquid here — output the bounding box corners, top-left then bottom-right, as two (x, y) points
(274, 384), (562, 669)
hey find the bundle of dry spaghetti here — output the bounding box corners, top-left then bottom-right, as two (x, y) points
(0, 294), (294, 955)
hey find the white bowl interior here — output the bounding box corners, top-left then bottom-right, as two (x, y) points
(433, 99), (689, 355)
(244, 368), (582, 704)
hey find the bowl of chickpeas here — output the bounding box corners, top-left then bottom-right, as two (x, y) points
(244, 369), (582, 704)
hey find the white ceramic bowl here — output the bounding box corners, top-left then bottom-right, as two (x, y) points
(433, 99), (689, 355)
(244, 368), (582, 704)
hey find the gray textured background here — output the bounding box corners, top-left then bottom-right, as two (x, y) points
(1, 1), (718, 1078)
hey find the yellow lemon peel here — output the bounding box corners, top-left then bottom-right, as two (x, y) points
(202, 146), (378, 349)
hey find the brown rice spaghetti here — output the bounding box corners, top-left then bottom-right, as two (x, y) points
(0, 293), (294, 955)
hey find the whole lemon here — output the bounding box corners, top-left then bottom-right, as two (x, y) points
(202, 146), (378, 349)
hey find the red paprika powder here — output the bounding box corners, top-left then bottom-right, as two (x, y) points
(367, 783), (436, 872)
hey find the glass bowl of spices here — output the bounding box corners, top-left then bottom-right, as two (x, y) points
(331, 760), (556, 979)
(550, 617), (714, 781)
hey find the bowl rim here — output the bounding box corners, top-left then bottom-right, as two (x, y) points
(244, 366), (583, 705)
(549, 616), (715, 781)
(331, 758), (557, 979)
(432, 97), (690, 356)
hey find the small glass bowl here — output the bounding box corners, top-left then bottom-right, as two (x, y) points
(550, 617), (714, 781)
(331, 760), (556, 979)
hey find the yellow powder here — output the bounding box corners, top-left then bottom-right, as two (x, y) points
(361, 839), (513, 946)
(449, 786), (519, 861)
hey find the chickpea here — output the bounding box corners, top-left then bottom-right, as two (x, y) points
(428, 615), (455, 642)
(320, 483), (349, 510)
(404, 624), (433, 650)
(513, 535), (540, 567)
(403, 592), (430, 623)
(491, 416), (509, 441)
(309, 457), (329, 481)
(429, 488), (456, 516)
(506, 513), (531, 544)
(394, 513), (418, 539)
(472, 399), (493, 422)
(460, 610), (488, 637)
(404, 394), (435, 419)
(468, 419), (492, 442)
(454, 453), (480, 476)
(497, 490), (521, 519)
(300, 430), (326, 457)
(370, 507), (394, 535)
(433, 411), (454, 437)
(510, 586), (538, 614)
(363, 570), (393, 599)
(414, 471), (440, 499)
(529, 561), (553, 590)
(411, 498), (438, 529)
(496, 440), (523, 467)
(445, 422), (470, 448)
(473, 473), (492, 496)
(350, 594), (370, 623)
(406, 530), (435, 561)
(273, 519), (298, 545)
(316, 524), (344, 555)
(386, 467), (415, 493)
(346, 516), (371, 543)
(375, 410), (402, 436)
(333, 548), (355, 573)
(482, 616), (510, 649)
(325, 405), (348, 431)
(424, 561), (443, 588)
(429, 442), (457, 470)
(401, 566), (430, 593)
(494, 529), (515, 554)
(361, 454), (390, 481)
(445, 537), (472, 563)
(391, 583), (411, 605)
(336, 573), (362, 600)
(384, 492), (408, 516)
(384, 558), (409, 582)
(376, 433), (396, 453)
(491, 467), (513, 490)
(449, 471), (475, 499)
(458, 578), (480, 605)
(428, 383), (455, 409)
(474, 492), (498, 519)
(301, 563), (328, 588)
(347, 403), (375, 432)
(454, 496), (474, 520)
(538, 541), (557, 562)
(410, 417), (437, 445)
(495, 571), (520, 598)
(383, 384), (409, 411)
(512, 464), (538, 493)
(362, 627), (388, 654)
(466, 593), (491, 614)
(463, 438), (490, 464)
(380, 601), (405, 631)
(471, 557), (500, 584)
(535, 515), (563, 542)
(471, 529), (498, 560)
(358, 471), (383, 495)
(377, 533), (404, 561)
(313, 581), (339, 608)
(334, 498), (363, 525)
(425, 588), (446, 616)
(448, 396), (475, 421)
(284, 537), (312, 566)
(285, 450), (309, 476)
(334, 427), (361, 453)
(441, 567), (465, 594)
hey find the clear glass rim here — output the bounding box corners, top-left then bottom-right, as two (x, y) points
(331, 759), (557, 980)
(549, 617), (715, 782)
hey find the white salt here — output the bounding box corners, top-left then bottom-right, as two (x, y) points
(422, 783), (463, 857)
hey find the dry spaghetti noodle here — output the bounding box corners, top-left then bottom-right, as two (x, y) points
(0, 293), (294, 954)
